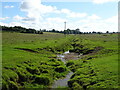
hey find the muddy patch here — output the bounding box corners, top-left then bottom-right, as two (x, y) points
(64, 53), (81, 61)
(57, 51), (82, 62)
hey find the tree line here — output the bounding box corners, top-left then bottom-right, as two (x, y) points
(0, 26), (43, 34)
(43, 28), (118, 34)
(42, 28), (81, 34)
(0, 25), (118, 34)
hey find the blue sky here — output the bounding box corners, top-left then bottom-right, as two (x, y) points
(0, 0), (118, 32)
(43, 2), (117, 18)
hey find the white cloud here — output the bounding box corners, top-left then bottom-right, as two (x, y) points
(44, 17), (67, 30)
(0, 0), (117, 33)
(0, 22), (8, 26)
(4, 5), (14, 8)
(21, 0), (58, 14)
(61, 9), (70, 14)
(69, 12), (87, 18)
(9, 22), (24, 27)
(64, 14), (117, 33)
(20, 0), (60, 29)
(13, 15), (36, 22)
(13, 15), (23, 20)
(46, 17), (67, 23)
(80, 15), (118, 32)
(105, 15), (118, 23)
(19, 0), (87, 30)
(0, 17), (9, 20)
(87, 14), (101, 20)
(92, 0), (118, 4)
(20, 0), (42, 23)
(61, 9), (87, 18)
(20, 0), (87, 25)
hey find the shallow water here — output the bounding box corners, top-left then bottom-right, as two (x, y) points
(52, 51), (73, 88)
(52, 71), (73, 88)
(57, 54), (65, 64)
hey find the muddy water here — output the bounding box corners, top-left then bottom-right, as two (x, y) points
(52, 71), (73, 88)
(52, 51), (79, 88)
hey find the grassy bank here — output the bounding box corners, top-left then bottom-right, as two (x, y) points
(66, 34), (119, 89)
(2, 32), (119, 89)
(2, 32), (73, 89)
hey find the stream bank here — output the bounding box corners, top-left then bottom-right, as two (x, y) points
(51, 51), (81, 88)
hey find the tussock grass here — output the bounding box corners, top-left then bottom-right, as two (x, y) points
(2, 32), (119, 89)
(66, 34), (119, 89)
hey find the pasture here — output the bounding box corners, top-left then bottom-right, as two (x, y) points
(2, 32), (119, 89)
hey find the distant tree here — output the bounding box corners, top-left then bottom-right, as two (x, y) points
(89, 32), (91, 34)
(66, 28), (70, 34)
(79, 32), (82, 34)
(97, 32), (102, 34)
(106, 31), (109, 34)
(52, 29), (55, 32)
(75, 28), (80, 34)
(38, 31), (43, 34)
(42, 29), (46, 32)
(92, 31), (96, 34)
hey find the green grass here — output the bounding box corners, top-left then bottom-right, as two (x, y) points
(66, 34), (119, 89)
(2, 32), (119, 89)
(67, 54), (118, 88)
(2, 32), (73, 89)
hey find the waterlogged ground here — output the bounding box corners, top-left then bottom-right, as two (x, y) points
(2, 32), (119, 89)
(52, 71), (73, 88)
(52, 51), (74, 88)
(52, 50), (81, 88)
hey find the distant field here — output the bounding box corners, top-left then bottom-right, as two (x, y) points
(2, 32), (119, 89)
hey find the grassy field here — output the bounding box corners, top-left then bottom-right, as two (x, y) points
(2, 32), (119, 89)
(67, 34), (119, 89)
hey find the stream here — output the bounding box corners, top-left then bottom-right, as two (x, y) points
(52, 51), (79, 88)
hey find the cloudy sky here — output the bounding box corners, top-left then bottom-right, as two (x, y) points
(0, 0), (118, 32)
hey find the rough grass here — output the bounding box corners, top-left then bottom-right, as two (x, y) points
(2, 32), (73, 89)
(66, 34), (119, 89)
(2, 32), (119, 89)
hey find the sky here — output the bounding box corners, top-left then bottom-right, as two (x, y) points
(0, 0), (119, 32)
